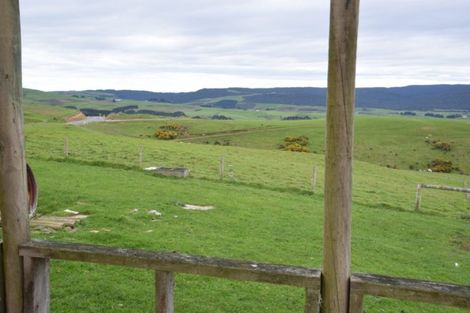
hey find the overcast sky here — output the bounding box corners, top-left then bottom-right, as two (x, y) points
(20, 0), (470, 92)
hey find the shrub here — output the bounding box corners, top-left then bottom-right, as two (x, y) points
(154, 129), (178, 140)
(284, 143), (309, 152)
(428, 159), (453, 173)
(154, 123), (188, 140)
(279, 136), (309, 152)
(159, 123), (188, 135)
(432, 141), (451, 152)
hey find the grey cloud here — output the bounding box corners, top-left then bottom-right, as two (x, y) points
(20, 0), (470, 91)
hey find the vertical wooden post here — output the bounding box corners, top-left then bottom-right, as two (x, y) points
(23, 257), (49, 313)
(64, 137), (69, 158)
(304, 287), (321, 313)
(219, 156), (225, 180)
(464, 180), (470, 199)
(348, 292), (364, 313)
(0, 1), (30, 312)
(415, 184), (422, 211)
(322, 1), (360, 313)
(0, 242), (5, 313)
(311, 166), (317, 193)
(155, 271), (174, 313)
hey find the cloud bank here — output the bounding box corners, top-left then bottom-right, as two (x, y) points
(20, 0), (470, 91)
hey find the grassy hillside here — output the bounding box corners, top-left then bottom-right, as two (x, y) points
(25, 122), (470, 217)
(28, 159), (469, 313)
(84, 116), (470, 174)
(16, 105), (470, 312)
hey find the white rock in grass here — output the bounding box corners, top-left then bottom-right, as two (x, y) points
(148, 210), (162, 216)
(183, 204), (215, 211)
(64, 209), (79, 215)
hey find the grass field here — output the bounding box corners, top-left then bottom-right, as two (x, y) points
(84, 116), (470, 174)
(9, 101), (470, 312)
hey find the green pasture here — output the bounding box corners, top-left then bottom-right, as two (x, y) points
(14, 103), (470, 312)
(84, 116), (470, 174)
(27, 159), (469, 313)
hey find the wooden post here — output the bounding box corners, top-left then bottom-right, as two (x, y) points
(311, 166), (317, 193)
(0, 1), (30, 312)
(0, 242), (5, 313)
(322, 0), (360, 313)
(465, 180), (470, 199)
(219, 156), (224, 180)
(23, 257), (49, 313)
(64, 137), (69, 158)
(155, 271), (174, 313)
(348, 292), (364, 313)
(415, 184), (422, 211)
(304, 287), (321, 313)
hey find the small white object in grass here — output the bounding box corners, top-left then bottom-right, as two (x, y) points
(251, 264), (258, 268)
(89, 230), (100, 233)
(131, 208), (139, 213)
(148, 210), (162, 216)
(455, 262), (459, 267)
(145, 230), (154, 233)
(183, 204), (215, 211)
(144, 166), (159, 171)
(64, 209), (79, 215)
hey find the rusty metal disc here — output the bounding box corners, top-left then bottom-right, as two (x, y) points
(27, 164), (38, 218)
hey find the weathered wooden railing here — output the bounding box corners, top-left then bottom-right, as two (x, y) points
(349, 273), (470, 312)
(415, 183), (470, 211)
(17, 240), (322, 313)
(10, 240), (470, 313)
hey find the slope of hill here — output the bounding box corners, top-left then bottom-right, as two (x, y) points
(84, 85), (470, 110)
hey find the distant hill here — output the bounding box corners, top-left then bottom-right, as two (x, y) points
(89, 85), (470, 110)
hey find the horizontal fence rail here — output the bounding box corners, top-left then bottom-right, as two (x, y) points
(19, 240), (322, 313)
(15, 240), (470, 313)
(19, 240), (321, 288)
(349, 273), (470, 313)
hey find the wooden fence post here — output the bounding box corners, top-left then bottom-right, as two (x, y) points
(139, 145), (144, 168)
(219, 156), (225, 180)
(0, 242), (5, 313)
(0, 1), (30, 312)
(304, 287), (321, 313)
(465, 180), (470, 199)
(23, 257), (49, 313)
(322, 0), (360, 313)
(348, 291), (364, 313)
(155, 271), (174, 313)
(311, 166), (317, 193)
(415, 184), (422, 211)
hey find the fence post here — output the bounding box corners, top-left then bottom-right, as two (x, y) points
(304, 287), (320, 313)
(465, 180), (470, 199)
(0, 242), (5, 313)
(322, 0), (360, 312)
(348, 291), (364, 313)
(23, 257), (50, 313)
(311, 166), (317, 193)
(219, 156), (225, 180)
(155, 271), (174, 313)
(0, 1), (31, 312)
(415, 184), (422, 211)
(139, 145), (144, 168)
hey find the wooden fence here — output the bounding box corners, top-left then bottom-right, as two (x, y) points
(1, 240), (466, 313)
(415, 183), (470, 211)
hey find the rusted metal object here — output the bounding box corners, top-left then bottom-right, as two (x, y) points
(27, 164), (38, 218)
